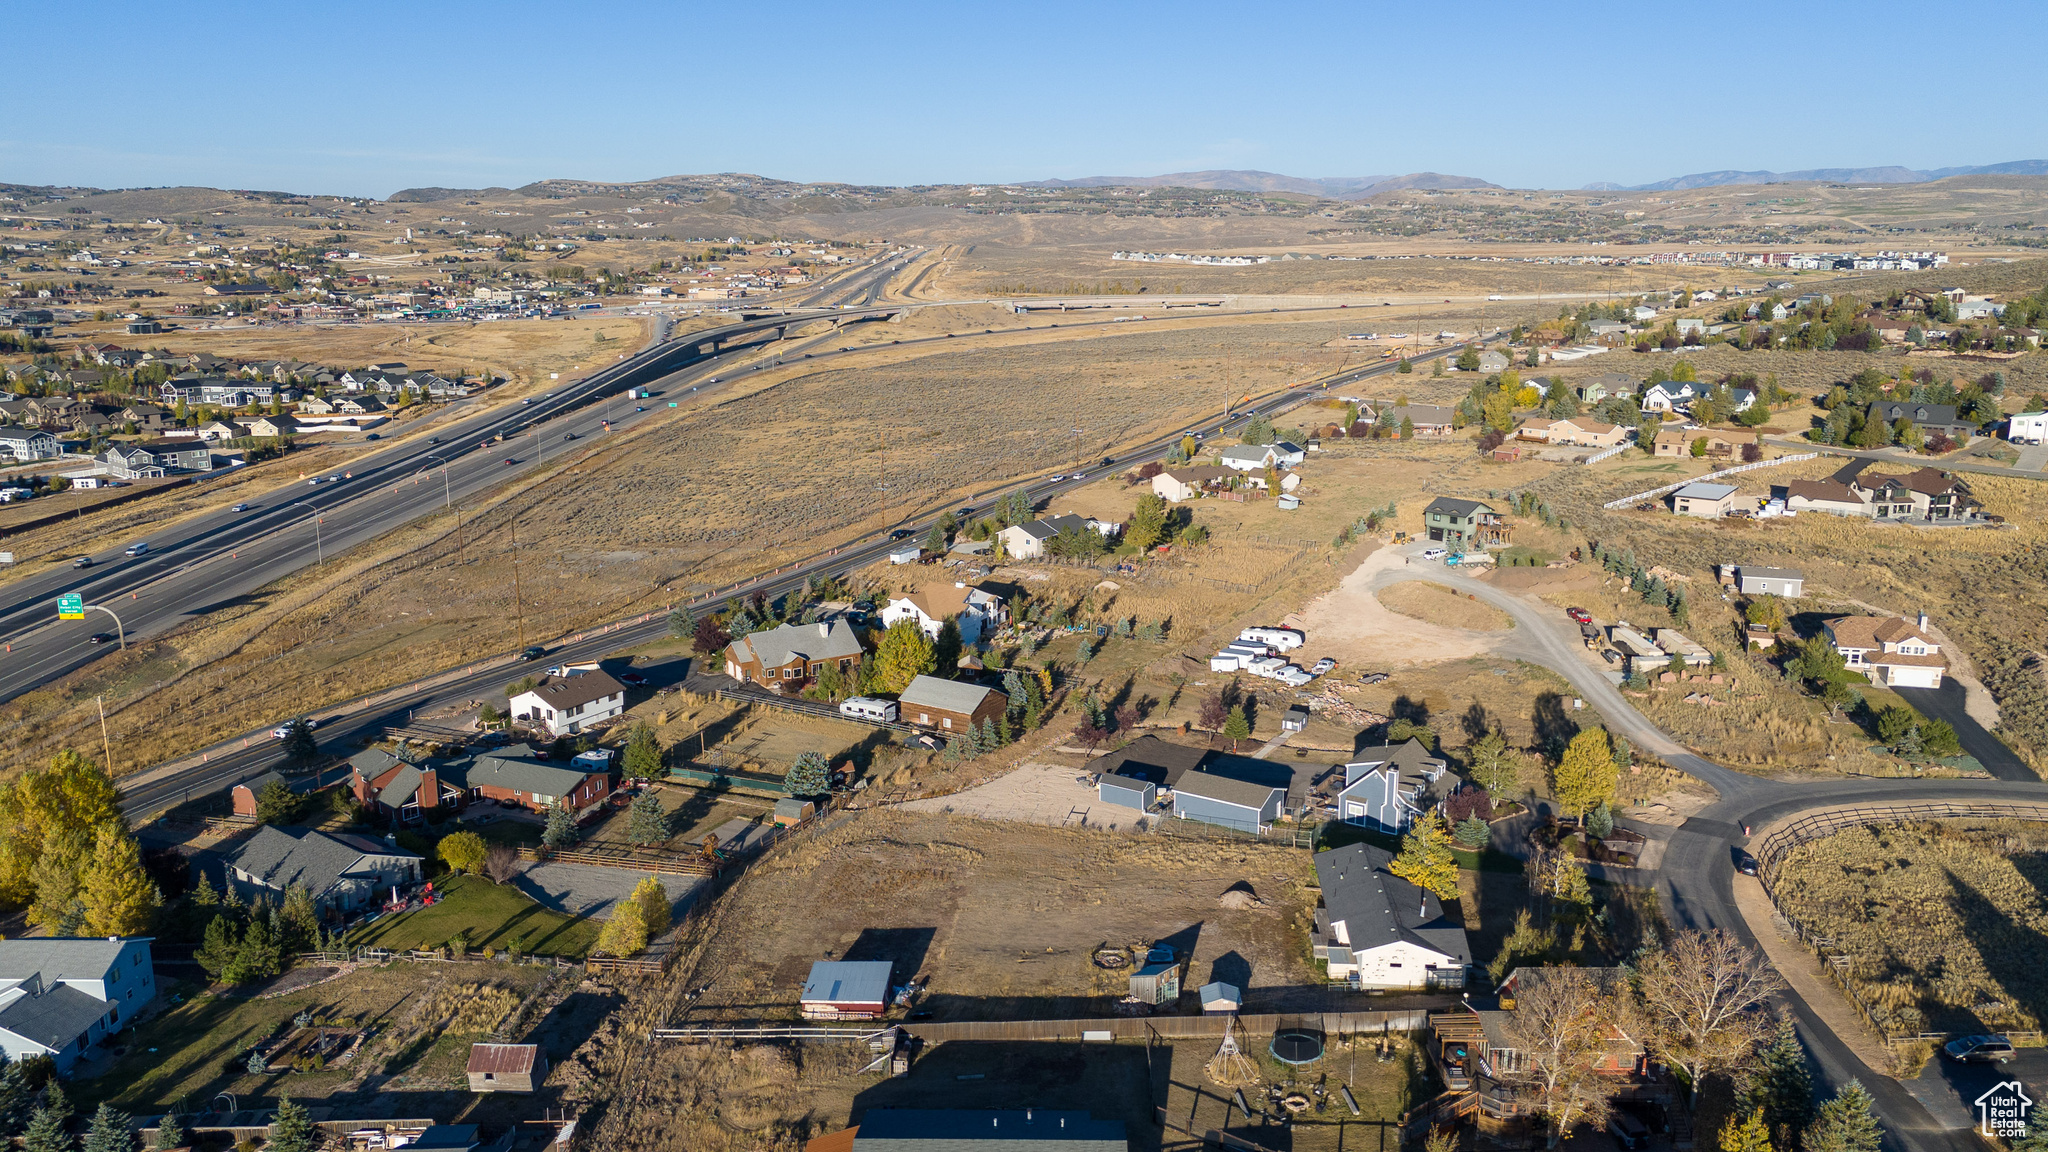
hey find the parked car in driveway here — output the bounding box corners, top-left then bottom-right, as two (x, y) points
(1943, 1035), (2014, 1064)
(1420, 547), (1447, 561)
(1311, 657), (1336, 675)
(1567, 607), (1593, 624)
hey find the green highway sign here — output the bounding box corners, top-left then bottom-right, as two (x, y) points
(58, 593), (83, 620)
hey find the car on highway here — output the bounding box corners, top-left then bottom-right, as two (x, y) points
(88, 633), (115, 645)
(364, 433), (381, 441)
(125, 542), (150, 557)
(307, 476), (322, 485)
(563, 432), (578, 441)
(634, 406), (646, 412)
(1419, 547), (1447, 561)
(888, 528), (916, 540)
(270, 717), (319, 739)
(428, 436), (441, 444)
(504, 458), (518, 466)
(519, 646), (546, 661)
(230, 503), (249, 512)
(706, 377), (719, 383)
(326, 475), (340, 483)
(71, 556), (93, 568)
(1943, 1035), (2015, 1064)
(1567, 607), (1593, 624)
(1311, 657), (1336, 675)
(522, 398), (534, 405)
(1734, 849), (1759, 876)
(1487, 294), (1504, 301)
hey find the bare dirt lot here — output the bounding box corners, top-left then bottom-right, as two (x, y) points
(1375, 578), (1514, 632)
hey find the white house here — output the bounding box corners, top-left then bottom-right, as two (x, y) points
(1733, 565), (1804, 597)
(1631, 306), (1658, 322)
(0, 938), (156, 1073)
(0, 430), (60, 462)
(995, 514), (1113, 560)
(1824, 613), (1946, 688)
(1312, 844), (1469, 990)
(879, 582), (1007, 644)
(1218, 442), (1305, 473)
(1640, 381), (1698, 413)
(1151, 464), (1232, 503)
(1334, 739), (1455, 832)
(507, 669), (628, 737)
(2008, 411), (2048, 445)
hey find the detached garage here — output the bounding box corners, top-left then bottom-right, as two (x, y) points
(800, 960), (894, 1020)
(1171, 771), (1287, 834)
(1097, 773), (1156, 811)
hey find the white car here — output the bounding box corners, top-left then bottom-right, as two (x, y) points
(1276, 666), (1315, 687)
(1311, 657), (1337, 675)
(1420, 547), (1448, 561)
(270, 717), (319, 739)
(1486, 294), (1504, 301)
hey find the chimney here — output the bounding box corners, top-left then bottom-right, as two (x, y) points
(817, 622), (830, 637)
(1918, 611), (1929, 629)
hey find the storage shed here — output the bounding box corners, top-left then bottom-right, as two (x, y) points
(801, 960), (894, 1020)
(466, 1043), (546, 1093)
(1171, 770), (1287, 834)
(774, 797), (817, 826)
(231, 771), (290, 819)
(1281, 705), (1309, 733)
(1199, 981), (1242, 1015)
(1671, 482), (1740, 518)
(1129, 958), (1180, 1006)
(1735, 565), (1804, 598)
(1096, 773), (1156, 811)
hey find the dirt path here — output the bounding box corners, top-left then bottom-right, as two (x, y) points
(1728, 873), (1899, 1077)
(1296, 546), (1504, 669)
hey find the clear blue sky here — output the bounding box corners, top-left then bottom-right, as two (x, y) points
(7, 0), (2044, 197)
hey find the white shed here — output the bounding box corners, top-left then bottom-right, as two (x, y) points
(1199, 982), (1242, 1015)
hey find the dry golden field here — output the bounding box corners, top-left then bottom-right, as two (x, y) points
(1772, 819), (2048, 1035)
(1376, 580), (1514, 631)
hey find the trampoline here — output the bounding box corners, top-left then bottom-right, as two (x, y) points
(1269, 1031), (1324, 1065)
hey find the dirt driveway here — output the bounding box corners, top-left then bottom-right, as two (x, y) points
(515, 861), (705, 920)
(897, 762), (1153, 831)
(1296, 545), (1505, 669)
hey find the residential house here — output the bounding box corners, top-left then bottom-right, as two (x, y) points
(348, 747), (464, 823)
(803, 1109), (1127, 1152)
(98, 444), (166, 480)
(1824, 613), (1946, 687)
(1867, 401), (1976, 441)
(1476, 350), (1510, 372)
(241, 415), (297, 439)
(1639, 381), (1698, 413)
(880, 582), (1007, 645)
(996, 514), (1110, 560)
(0, 430), (60, 462)
(223, 825), (422, 912)
(466, 1043), (547, 1094)
(1334, 739), (1456, 832)
(0, 938), (157, 1074)
(126, 319), (162, 335)
(800, 960), (893, 1020)
(1218, 441), (1304, 473)
(194, 420), (241, 443)
(1577, 372), (1635, 402)
(1151, 464), (1233, 503)
(1517, 416), (1627, 449)
(1850, 467), (1970, 520)
(1585, 320), (1629, 342)
(1477, 967), (1646, 1076)
(1732, 565), (1804, 597)
(1652, 427), (1757, 458)
(118, 403), (169, 431)
(1311, 844), (1470, 990)
(897, 675), (1006, 736)
(297, 395), (338, 415)
(1422, 497), (1511, 548)
(1087, 735), (1211, 812)
(507, 670), (628, 737)
(724, 619), (865, 686)
(2008, 410), (2048, 445)
(1172, 770), (1288, 834)
(129, 440), (213, 472)
(1784, 479), (1871, 517)
(457, 745), (616, 814)
(1376, 403), (1457, 437)
(334, 395), (386, 416)
(1670, 482), (1739, 518)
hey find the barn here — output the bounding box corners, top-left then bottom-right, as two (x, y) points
(800, 960), (894, 1020)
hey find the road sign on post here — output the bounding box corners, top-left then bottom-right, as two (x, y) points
(58, 593), (84, 620)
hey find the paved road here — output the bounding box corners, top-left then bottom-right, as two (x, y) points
(1895, 679), (2035, 781)
(1372, 555), (2048, 1152)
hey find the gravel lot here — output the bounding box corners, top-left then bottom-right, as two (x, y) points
(897, 762), (1155, 830)
(514, 861), (704, 920)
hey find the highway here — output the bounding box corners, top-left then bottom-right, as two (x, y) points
(111, 337), (1471, 819)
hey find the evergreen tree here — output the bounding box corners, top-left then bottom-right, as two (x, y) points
(542, 799), (580, 848)
(21, 1105), (70, 1152)
(784, 750), (830, 797)
(1388, 811), (1460, 903)
(149, 1110), (184, 1151)
(194, 914), (238, 980)
(81, 1103), (131, 1152)
(189, 873), (219, 907)
(932, 618), (962, 675)
(1222, 705), (1251, 749)
(0, 1054), (33, 1138)
(1454, 815), (1491, 849)
(667, 605), (694, 638)
(278, 885), (320, 954)
(278, 718), (318, 762)
(621, 723), (664, 779)
(229, 909), (281, 983)
(1743, 1015), (1815, 1149)
(266, 1094), (314, 1152)
(626, 792), (669, 846)
(1805, 1081), (1881, 1152)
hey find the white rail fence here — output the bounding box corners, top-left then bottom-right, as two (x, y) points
(1602, 452), (1819, 509)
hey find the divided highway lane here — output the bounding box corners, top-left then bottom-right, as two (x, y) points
(118, 339), (1469, 817)
(0, 306), (909, 701)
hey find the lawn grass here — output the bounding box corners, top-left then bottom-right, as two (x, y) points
(347, 873), (599, 958)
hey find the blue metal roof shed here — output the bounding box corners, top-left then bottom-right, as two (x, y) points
(1096, 773), (1155, 810)
(801, 960), (894, 1019)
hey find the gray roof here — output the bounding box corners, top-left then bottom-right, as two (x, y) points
(1424, 496), (1492, 518)
(1083, 736), (1210, 787)
(1350, 738), (1445, 778)
(1313, 843), (1471, 965)
(1012, 514), (1092, 542)
(457, 747), (602, 797)
(236, 770), (288, 797)
(1739, 565), (1803, 580)
(226, 825), (418, 897)
(852, 1108), (1125, 1151)
(730, 619), (864, 669)
(527, 669), (627, 711)
(898, 674), (1002, 717)
(0, 938), (135, 988)
(377, 764), (428, 809)
(1172, 770), (1283, 810)
(1673, 482), (1738, 500)
(0, 983), (112, 1051)
(1219, 443), (1274, 463)
(1097, 774), (1155, 796)
(801, 960), (892, 1006)
(349, 747), (409, 780)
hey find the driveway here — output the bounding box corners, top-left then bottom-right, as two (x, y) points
(514, 861), (706, 920)
(1905, 1045), (2048, 1135)
(1894, 679), (2036, 781)
(2015, 443), (2048, 473)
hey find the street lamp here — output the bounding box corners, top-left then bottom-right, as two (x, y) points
(290, 501), (324, 565)
(415, 455), (453, 509)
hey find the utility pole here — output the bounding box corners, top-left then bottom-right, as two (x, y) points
(96, 695), (112, 770)
(511, 515), (526, 651)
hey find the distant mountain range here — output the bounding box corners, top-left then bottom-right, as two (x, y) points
(1019, 170), (1500, 199)
(1590, 159), (2048, 192)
